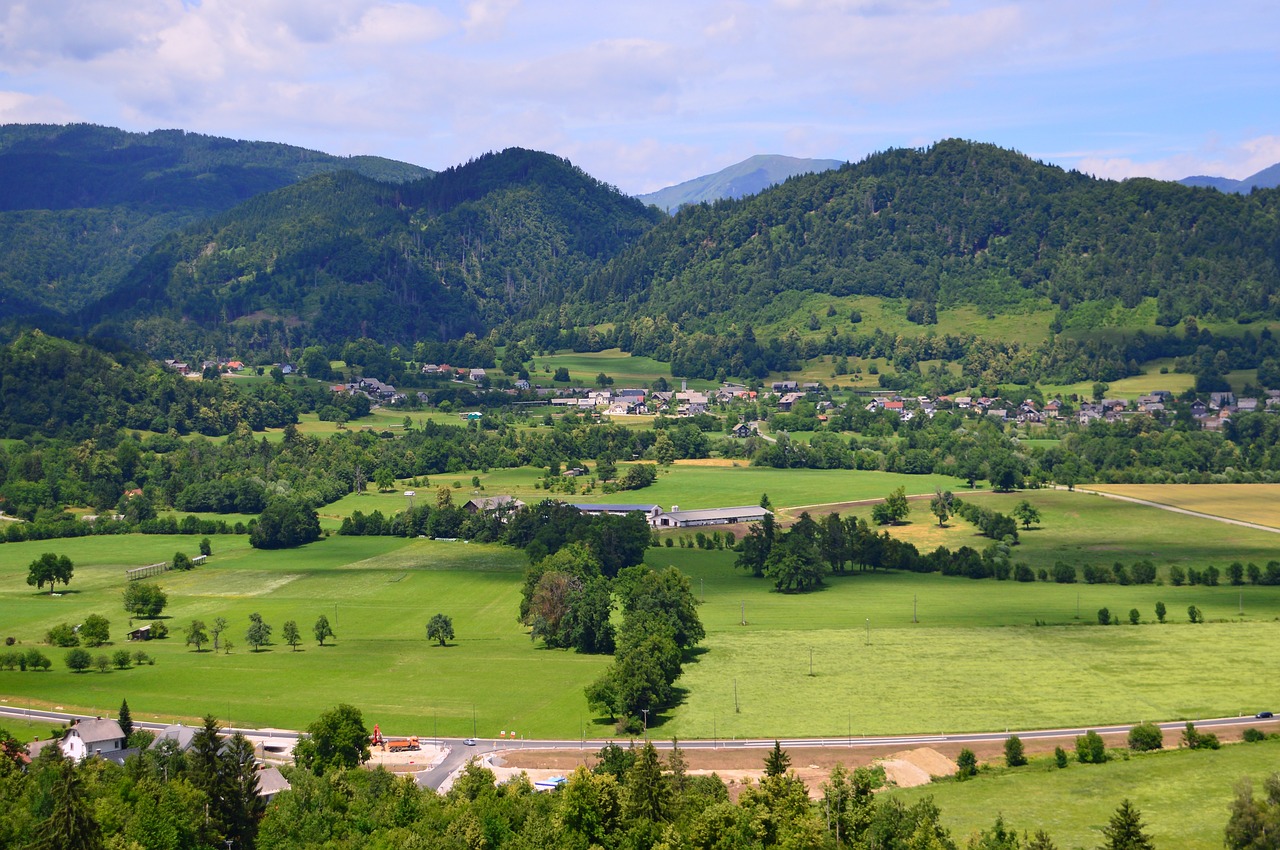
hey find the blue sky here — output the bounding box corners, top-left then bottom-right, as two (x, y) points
(1, 0), (1277, 193)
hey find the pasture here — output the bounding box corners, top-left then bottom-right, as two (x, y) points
(889, 737), (1280, 850)
(1085, 483), (1280, 530)
(3, 486), (1279, 740)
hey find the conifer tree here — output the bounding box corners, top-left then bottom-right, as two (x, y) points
(764, 740), (791, 777)
(117, 699), (132, 740)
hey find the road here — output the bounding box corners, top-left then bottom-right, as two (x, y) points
(5, 705), (1269, 790)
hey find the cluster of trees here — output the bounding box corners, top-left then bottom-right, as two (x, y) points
(736, 501), (930, 592)
(7, 703), (1274, 850)
(583, 567), (705, 731)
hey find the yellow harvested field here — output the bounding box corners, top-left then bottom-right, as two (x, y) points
(1087, 484), (1280, 529)
(672, 458), (745, 467)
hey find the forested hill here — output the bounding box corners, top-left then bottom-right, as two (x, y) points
(87, 148), (663, 356)
(573, 140), (1280, 332)
(0, 123), (431, 316)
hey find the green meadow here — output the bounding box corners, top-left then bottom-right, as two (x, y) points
(3, 487), (1279, 739)
(889, 737), (1280, 850)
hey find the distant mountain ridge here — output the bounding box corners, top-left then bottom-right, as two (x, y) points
(1179, 161), (1280, 193)
(637, 154), (844, 211)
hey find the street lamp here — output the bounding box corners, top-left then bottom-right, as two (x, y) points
(640, 708), (649, 738)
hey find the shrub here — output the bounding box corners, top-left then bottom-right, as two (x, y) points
(1097, 607), (1111, 625)
(1128, 608), (1140, 625)
(1076, 730), (1107, 763)
(1181, 722), (1220, 750)
(1004, 735), (1027, 767)
(46, 623), (78, 647)
(1054, 746), (1068, 768)
(112, 650), (132, 669)
(23, 648), (50, 671)
(1127, 722), (1163, 751)
(956, 748), (978, 779)
(1243, 727), (1266, 743)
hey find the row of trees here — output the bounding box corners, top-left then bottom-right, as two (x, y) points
(183, 613), (335, 653)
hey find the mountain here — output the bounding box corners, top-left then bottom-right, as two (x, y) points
(87, 148), (662, 355)
(0, 123), (431, 316)
(573, 140), (1280, 334)
(1178, 161), (1280, 193)
(636, 154), (844, 212)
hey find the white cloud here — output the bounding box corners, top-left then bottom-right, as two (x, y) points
(1072, 135), (1280, 182)
(0, 90), (77, 123)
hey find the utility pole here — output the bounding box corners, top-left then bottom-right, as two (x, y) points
(809, 647), (814, 677)
(734, 679), (740, 713)
(865, 618), (870, 646)
(913, 594), (918, 623)
(740, 601), (745, 626)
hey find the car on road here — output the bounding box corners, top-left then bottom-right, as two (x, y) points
(463, 737), (477, 746)
(1257, 711), (1274, 719)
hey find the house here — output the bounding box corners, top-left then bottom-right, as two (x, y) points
(1044, 399), (1063, 417)
(469, 368), (487, 383)
(777, 392), (803, 412)
(1237, 397), (1260, 413)
(464, 496), (525, 514)
(1190, 399), (1209, 418)
(954, 396), (972, 409)
(730, 422), (756, 438)
(256, 766), (292, 802)
(61, 718), (126, 761)
(571, 504), (663, 523)
(771, 381), (799, 392)
(1209, 391), (1235, 410)
(149, 724), (200, 752)
(653, 506), (772, 528)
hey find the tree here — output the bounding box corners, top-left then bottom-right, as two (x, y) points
(1187, 604), (1203, 623)
(764, 741), (792, 777)
(172, 551), (194, 571)
(122, 582), (167, 618)
(426, 613), (454, 646)
(282, 620), (301, 651)
(28, 758), (104, 850)
(1097, 607), (1111, 626)
(1004, 735), (1027, 767)
(246, 612), (272, 651)
(553, 367), (570, 382)
(78, 614), (110, 647)
(374, 467), (396, 491)
(1011, 499), (1041, 530)
(65, 648), (92, 672)
(596, 456), (617, 482)
(1225, 775), (1280, 850)
(929, 489), (953, 527)
(184, 619), (209, 652)
(1075, 730), (1107, 763)
(1128, 608), (1140, 625)
(872, 486), (910, 525)
(1154, 601), (1167, 623)
(27, 552), (74, 594)
(250, 497), (321, 549)
(199, 537), (212, 557)
(1100, 799), (1155, 850)
(118, 699), (133, 739)
(293, 703), (371, 774)
(211, 616), (228, 651)
(314, 614), (335, 646)
(1127, 722), (1163, 752)
(956, 748), (978, 778)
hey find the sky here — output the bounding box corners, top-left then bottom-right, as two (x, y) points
(0, 0), (1277, 194)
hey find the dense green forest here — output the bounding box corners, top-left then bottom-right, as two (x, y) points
(576, 140), (1280, 332)
(0, 123), (430, 315)
(87, 149), (662, 356)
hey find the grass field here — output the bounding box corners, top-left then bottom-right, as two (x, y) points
(533, 349), (716, 389)
(890, 738), (1280, 849)
(655, 547), (1280, 739)
(0, 535), (608, 738)
(1085, 484), (1280, 530)
(317, 466), (969, 521)
(4, 487), (1280, 740)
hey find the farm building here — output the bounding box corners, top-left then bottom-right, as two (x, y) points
(571, 503), (663, 523)
(653, 506), (772, 528)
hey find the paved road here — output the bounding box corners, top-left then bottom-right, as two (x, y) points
(6, 705), (1270, 790)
